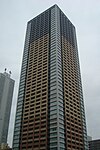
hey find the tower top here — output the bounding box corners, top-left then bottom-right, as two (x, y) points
(4, 68), (12, 78)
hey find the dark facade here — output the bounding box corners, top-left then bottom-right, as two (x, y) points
(13, 4), (88, 150)
(88, 139), (100, 150)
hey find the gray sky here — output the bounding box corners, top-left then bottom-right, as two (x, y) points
(0, 0), (100, 147)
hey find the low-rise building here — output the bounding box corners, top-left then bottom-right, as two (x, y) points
(0, 143), (12, 150)
(88, 139), (100, 150)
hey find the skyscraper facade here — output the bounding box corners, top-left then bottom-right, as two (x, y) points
(0, 71), (15, 144)
(13, 5), (88, 150)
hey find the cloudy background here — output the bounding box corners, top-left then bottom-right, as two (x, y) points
(0, 0), (100, 147)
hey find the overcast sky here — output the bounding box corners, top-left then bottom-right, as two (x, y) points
(0, 0), (100, 147)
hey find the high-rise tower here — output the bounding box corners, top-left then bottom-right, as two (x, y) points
(13, 5), (88, 150)
(0, 71), (15, 144)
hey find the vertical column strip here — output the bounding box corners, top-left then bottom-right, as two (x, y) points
(49, 5), (65, 150)
(13, 22), (31, 150)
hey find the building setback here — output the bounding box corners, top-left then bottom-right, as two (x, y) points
(13, 4), (88, 150)
(0, 71), (15, 144)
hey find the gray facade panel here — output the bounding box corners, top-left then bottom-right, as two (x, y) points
(49, 5), (65, 150)
(0, 73), (14, 144)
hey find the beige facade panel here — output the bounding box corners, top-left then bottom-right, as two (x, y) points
(20, 34), (49, 150)
(62, 36), (84, 150)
